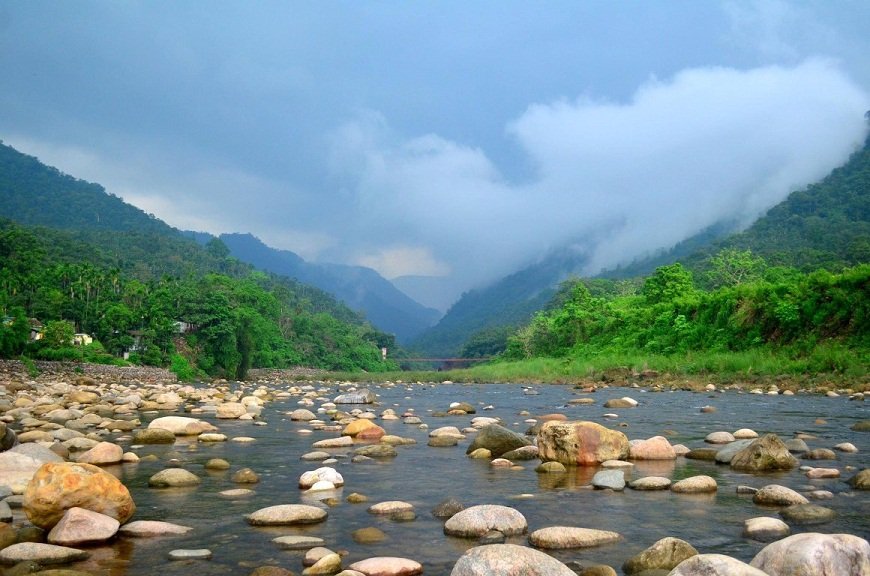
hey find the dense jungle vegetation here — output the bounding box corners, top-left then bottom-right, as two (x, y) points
(0, 141), (397, 378)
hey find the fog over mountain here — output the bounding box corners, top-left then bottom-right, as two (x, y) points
(1, 3), (868, 310)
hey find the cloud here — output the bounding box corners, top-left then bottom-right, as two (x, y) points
(332, 59), (869, 296)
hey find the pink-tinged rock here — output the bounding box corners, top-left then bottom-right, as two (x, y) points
(23, 462), (136, 529)
(355, 425), (386, 441)
(119, 520), (193, 537)
(537, 421), (629, 466)
(47, 507), (120, 546)
(450, 544), (576, 576)
(806, 467), (840, 479)
(348, 556), (423, 576)
(629, 436), (676, 460)
(751, 533), (870, 576)
(76, 442), (123, 466)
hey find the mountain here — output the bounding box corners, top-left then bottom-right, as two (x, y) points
(413, 130), (870, 356)
(212, 233), (441, 344)
(411, 247), (588, 357)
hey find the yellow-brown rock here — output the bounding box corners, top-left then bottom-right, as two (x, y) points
(343, 419), (379, 437)
(23, 462), (136, 529)
(537, 421), (629, 466)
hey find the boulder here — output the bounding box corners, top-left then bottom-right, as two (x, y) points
(245, 504), (328, 526)
(629, 476), (671, 491)
(465, 424), (531, 458)
(847, 468), (870, 489)
(0, 542), (90, 565)
(347, 557), (423, 576)
(432, 498), (464, 519)
(343, 419), (379, 437)
(622, 537), (697, 574)
(752, 484), (808, 507)
(47, 507), (120, 546)
(537, 421), (629, 466)
(449, 543), (576, 576)
(591, 470), (625, 491)
(670, 554), (769, 576)
(23, 462), (136, 529)
(730, 434), (799, 472)
(216, 402), (248, 419)
(148, 468), (201, 488)
(334, 389), (376, 404)
(444, 505), (527, 538)
(779, 503), (837, 525)
(119, 520), (193, 537)
(147, 416), (217, 436)
(629, 436), (676, 460)
(132, 428), (176, 444)
(714, 439), (754, 464)
(0, 423), (17, 452)
(76, 442), (123, 466)
(603, 397), (637, 409)
(705, 431), (735, 444)
(671, 475), (717, 494)
(750, 533), (870, 576)
(299, 467), (344, 489)
(742, 517), (790, 542)
(528, 527), (621, 549)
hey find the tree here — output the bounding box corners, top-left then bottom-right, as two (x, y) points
(642, 263), (697, 304)
(41, 320), (75, 347)
(707, 248), (766, 289)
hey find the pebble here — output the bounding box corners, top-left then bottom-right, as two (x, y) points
(168, 548), (212, 560)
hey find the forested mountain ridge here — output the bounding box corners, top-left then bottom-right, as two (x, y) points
(414, 131), (870, 357)
(205, 233), (441, 344)
(0, 141), (397, 375)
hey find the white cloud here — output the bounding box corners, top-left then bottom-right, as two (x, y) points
(356, 246), (451, 279)
(332, 59), (869, 298)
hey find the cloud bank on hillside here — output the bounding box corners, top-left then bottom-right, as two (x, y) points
(329, 59), (868, 293)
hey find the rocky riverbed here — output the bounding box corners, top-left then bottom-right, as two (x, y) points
(0, 360), (868, 576)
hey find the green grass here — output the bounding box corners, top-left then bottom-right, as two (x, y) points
(323, 343), (868, 392)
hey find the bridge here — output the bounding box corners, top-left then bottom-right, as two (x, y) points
(395, 357), (492, 368)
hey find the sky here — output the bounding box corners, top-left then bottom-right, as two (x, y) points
(1, 1), (869, 310)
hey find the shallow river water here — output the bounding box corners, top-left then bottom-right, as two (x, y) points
(52, 382), (870, 575)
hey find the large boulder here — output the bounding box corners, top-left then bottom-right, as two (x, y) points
(750, 533), (870, 576)
(670, 554), (769, 576)
(622, 537), (697, 574)
(847, 469), (870, 490)
(147, 416), (217, 436)
(450, 543), (576, 576)
(347, 557), (423, 576)
(444, 505), (527, 538)
(76, 442), (123, 466)
(730, 434), (799, 472)
(0, 444), (63, 489)
(537, 421), (629, 466)
(23, 462), (136, 529)
(465, 424), (531, 458)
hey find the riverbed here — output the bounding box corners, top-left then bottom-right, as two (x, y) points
(12, 381), (870, 575)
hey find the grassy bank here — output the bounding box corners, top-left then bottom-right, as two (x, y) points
(330, 344), (868, 392)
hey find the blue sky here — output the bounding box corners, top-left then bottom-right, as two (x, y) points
(1, 1), (868, 309)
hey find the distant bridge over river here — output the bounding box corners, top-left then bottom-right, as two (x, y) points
(396, 357), (492, 369)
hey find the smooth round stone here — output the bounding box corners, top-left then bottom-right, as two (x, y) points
(168, 548), (212, 560)
(347, 493), (369, 504)
(528, 526), (621, 549)
(119, 520), (193, 537)
(733, 428), (759, 439)
(368, 501), (414, 515)
(299, 467), (344, 488)
(301, 451), (332, 461)
(273, 535), (326, 550)
(347, 556), (423, 576)
(303, 546), (335, 567)
(622, 536), (698, 574)
(205, 458), (231, 470)
(220, 488), (255, 497)
(535, 461), (567, 474)
(743, 517), (790, 542)
(444, 505), (527, 538)
(468, 448), (492, 460)
(834, 442), (858, 453)
(303, 552), (342, 574)
(232, 468), (260, 483)
(600, 460), (633, 469)
(450, 543), (576, 575)
(352, 527), (387, 544)
(0, 542), (90, 565)
(313, 436), (354, 448)
(806, 467), (840, 479)
(198, 433), (227, 442)
(148, 468), (201, 488)
(705, 431), (735, 444)
(750, 532), (870, 575)
(779, 503), (837, 525)
(47, 507), (120, 546)
(753, 484), (809, 506)
(246, 504), (328, 526)
(671, 475), (717, 493)
(231, 436), (256, 443)
(591, 470), (625, 491)
(629, 476), (672, 491)
(670, 554), (768, 576)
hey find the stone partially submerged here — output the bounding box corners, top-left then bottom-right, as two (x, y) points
(443, 505), (527, 538)
(450, 544), (576, 576)
(730, 434), (799, 472)
(537, 421), (629, 466)
(464, 424), (531, 458)
(750, 532), (870, 576)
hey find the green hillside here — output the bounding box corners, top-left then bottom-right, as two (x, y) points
(0, 142), (396, 376)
